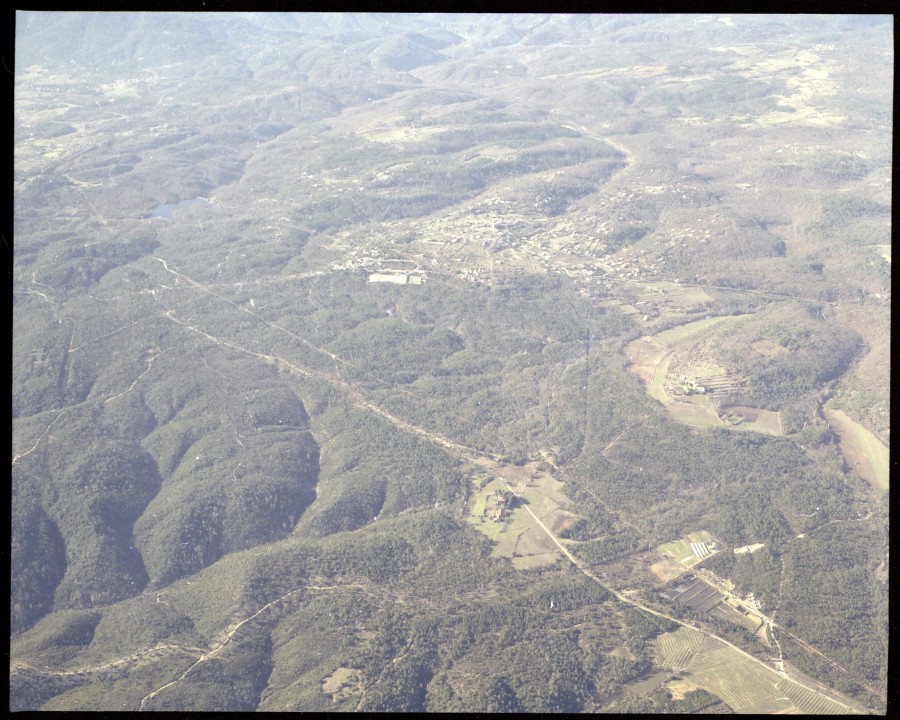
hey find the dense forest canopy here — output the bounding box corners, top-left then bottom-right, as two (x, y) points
(12, 11), (890, 713)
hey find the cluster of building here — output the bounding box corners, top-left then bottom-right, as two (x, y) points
(488, 489), (515, 522)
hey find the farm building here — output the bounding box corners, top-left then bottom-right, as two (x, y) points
(368, 272), (408, 284)
(486, 489), (516, 522)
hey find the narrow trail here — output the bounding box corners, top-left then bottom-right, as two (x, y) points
(600, 414), (651, 456)
(774, 625), (880, 698)
(11, 582), (374, 695)
(539, 451), (641, 536)
(12, 408), (71, 465)
(201, 355), (248, 483)
(689, 566), (871, 693)
(104, 347), (172, 405)
(155, 257), (381, 382)
(153, 254), (493, 462)
(137, 584), (309, 710)
(10, 642), (206, 680)
(70, 319), (140, 354)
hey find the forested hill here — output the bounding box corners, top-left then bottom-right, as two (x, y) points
(12, 12), (890, 713)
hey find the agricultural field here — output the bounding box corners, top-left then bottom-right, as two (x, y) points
(655, 629), (854, 714)
(709, 600), (762, 634)
(666, 400), (723, 428)
(632, 281), (714, 314)
(657, 531), (717, 568)
(466, 463), (572, 568)
(652, 315), (745, 348)
(625, 315), (787, 433)
(720, 405), (782, 436)
(656, 626), (704, 669)
(823, 408), (889, 490)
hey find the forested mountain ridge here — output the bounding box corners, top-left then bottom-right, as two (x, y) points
(12, 12), (889, 712)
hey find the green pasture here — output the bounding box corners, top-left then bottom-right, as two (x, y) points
(723, 407), (783, 436)
(649, 353), (674, 404)
(667, 400), (723, 428)
(658, 531), (715, 565)
(657, 538), (699, 566)
(466, 473), (563, 567)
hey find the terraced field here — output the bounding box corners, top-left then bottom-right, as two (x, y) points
(624, 314), (793, 436)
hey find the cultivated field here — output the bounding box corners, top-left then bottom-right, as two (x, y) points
(721, 406), (782, 436)
(625, 314), (791, 436)
(652, 315), (742, 347)
(658, 530), (717, 568)
(667, 400), (723, 428)
(633, 281), (714, 313)
(823, 408), (889, 490)
(655, 628), (852, 714)
(710, 601), (763, 633)
(656, 626), (703, 669)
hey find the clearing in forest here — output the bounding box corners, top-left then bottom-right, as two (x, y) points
(658, 531), (718, 568)
(466, 463), (572, 568)
(650, 557), (686, 583)
(624, 314), (786, 436)
(720, 406), (782, 436)
(321, 667), (362, 701)
(823, 408), (889, 490)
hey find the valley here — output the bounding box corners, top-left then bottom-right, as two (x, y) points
(12, 12), (890, 713)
